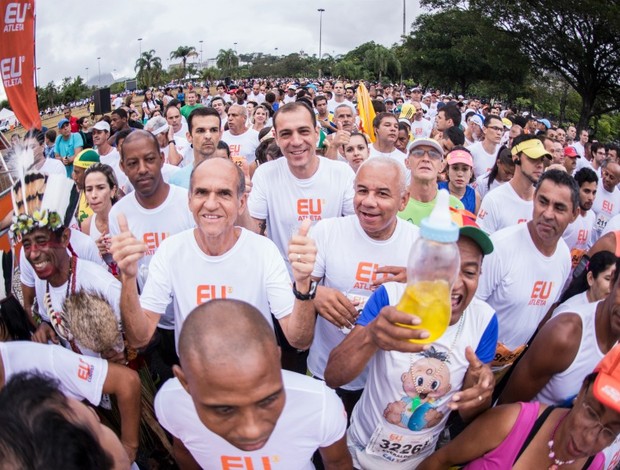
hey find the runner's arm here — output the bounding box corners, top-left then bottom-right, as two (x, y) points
(102, 363), (141, 461)
(278, 220), (318, 350)
(319, 435), (353, 470)
(324, 324), (377, 388)
(119, 272), (160, 348)
(498, 313), (582, 405)
(172, 437), (201, 470)
(417, 404), (521, 469)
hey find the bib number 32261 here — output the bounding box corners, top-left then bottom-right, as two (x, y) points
(366, 426), (434, 463)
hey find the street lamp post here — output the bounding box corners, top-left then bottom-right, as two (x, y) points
(138, 37), (143, 57)
(318, 8), (325, 79)
(199, 40), (203, 69)
(85, 67), (89, 84)
(97, 57), (101, 88)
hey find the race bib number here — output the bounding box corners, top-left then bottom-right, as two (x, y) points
(340, 293), (369, 335)
(366, 426), (435, 464)
(491, 342), (526, 374)
(595, 212), (610, 232)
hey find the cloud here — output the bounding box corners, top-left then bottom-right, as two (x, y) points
(1, 0), (420, 102)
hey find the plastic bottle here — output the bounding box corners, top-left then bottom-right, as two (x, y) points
(396, 189), (460, 343)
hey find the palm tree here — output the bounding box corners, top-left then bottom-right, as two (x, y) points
(134, 50), (163, 88)
(216, 49), (239, 76)
(169, 46), (198, 73)
(365, 45), (401, 82)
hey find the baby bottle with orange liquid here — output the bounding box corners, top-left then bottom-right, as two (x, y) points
(396, 190), (460, 343)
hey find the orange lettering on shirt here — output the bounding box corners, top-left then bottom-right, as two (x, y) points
(297, 198), (323, 216)
(77, 358), (91, 381)
(220, 456), (273, 470)
(355, 262), (389, 285)
(603, 200), (614, 213)
(577, 229), (588, 243)
(517, 219), (528, 224)
(478, 209), (487, 219)
(196, 285), (230, 304)
(143, 232), (169, 252)
(229, 144), (241, 156)
(530, 281), (552, 300)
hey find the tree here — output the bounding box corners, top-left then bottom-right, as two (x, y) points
(395, 8), (529, 96)
(134, 49), (163, 89)
(423, 0), (620, 131)
(216, 49), (239, 76)
(200, 67), (220, 81)
(59, 76), (90, 103)
(364, 45), (401, 82)
(169, 46), (198, 73)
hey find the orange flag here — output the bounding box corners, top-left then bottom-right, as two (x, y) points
(356, 82), (376, 143)
(0, 0), (41, 129)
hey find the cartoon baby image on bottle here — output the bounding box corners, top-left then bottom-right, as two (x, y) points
(384, 347), (452, 431)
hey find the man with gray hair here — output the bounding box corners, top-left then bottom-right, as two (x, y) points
(222, 104), (259, 163)
(307, 156), (420, 415)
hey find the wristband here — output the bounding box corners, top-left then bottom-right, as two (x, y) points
(292, 280), (318, 300)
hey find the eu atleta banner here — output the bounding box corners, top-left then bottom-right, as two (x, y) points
(0, 0), (41, 129)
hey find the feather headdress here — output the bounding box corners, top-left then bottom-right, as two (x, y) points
(8, 144), (74, 239)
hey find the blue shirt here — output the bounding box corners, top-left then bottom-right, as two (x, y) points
(54, 132), (83, 177)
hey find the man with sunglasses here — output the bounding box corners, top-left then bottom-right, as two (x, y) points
(397, 138), (464, 226)
(477, 135), (551, 234)
(469, 114), (504, 178)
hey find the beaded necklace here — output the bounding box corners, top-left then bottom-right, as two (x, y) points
(547, 410), (575, 470)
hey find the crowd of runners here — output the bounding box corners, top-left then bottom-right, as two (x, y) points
(1, 77), (620, 470)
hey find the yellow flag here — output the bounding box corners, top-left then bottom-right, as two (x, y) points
(356, 82), (376, 143)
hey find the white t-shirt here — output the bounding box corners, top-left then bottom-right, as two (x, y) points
(34, 259), (121, 358)
(601, 213), (620, 238)
(327, 98), (355, 115)
(20, 228), (105, 288)
(109, 184), (194, 330)
(96, 147), (132, 195)
(39, 158), (67, 176)
(477, 182), (532, 234)
(574, 156), (593, 175)
(468, 141), (498, 178)
(562, 210), (595, 270)
(139, 228), (295, 350)
(572, 141), (585, 158)
(473, 172), (503, 200)
(248, 157), (356, 270)
(591, 185), (620, 244)
(247, 91), (265, 104)
(0, 341), (108, 405)
(476, 223), (571, 352)
(536, 301), (603, 406)
(174, 122), (189, 141)
(308, 216), (419, 390)
(348, 282), (497, 469)
(155, 370), (347, 470)
(410, 118), (432, 139)
(368, 145), (410, 185)
(222, 128), (260, 163)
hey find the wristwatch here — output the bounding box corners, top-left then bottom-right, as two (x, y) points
(169, 139), (176, 145)
(292, 280), (318, 300)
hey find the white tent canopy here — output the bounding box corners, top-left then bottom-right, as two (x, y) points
(0, 108), (15, 119)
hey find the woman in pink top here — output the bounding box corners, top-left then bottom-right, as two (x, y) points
(419, 345), (620, 470)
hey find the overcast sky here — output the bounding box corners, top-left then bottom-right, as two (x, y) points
(0, 0), (421, 102)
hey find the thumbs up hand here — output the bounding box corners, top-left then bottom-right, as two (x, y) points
(287, 219), (317, 286)
(333, 120), (351, 147)
(110, 213), (147, 279)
